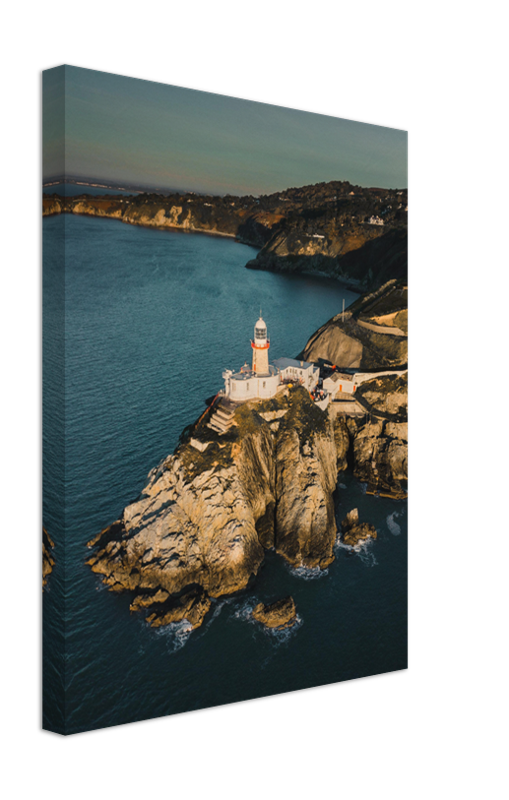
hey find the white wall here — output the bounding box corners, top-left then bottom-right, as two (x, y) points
(229, 373), (280, 400)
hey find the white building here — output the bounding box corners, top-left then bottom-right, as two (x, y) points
(222, 315), (281, 401)
(272, 357), (320, 390)
(323, 371), (357, 395)
(221, 315), (332, 407)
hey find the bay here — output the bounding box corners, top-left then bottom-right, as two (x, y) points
(43, 213), (407, 734)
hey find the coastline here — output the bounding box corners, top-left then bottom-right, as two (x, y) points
(43, 207), (369, 291)
(43, 179), (408, 292)
(43, 206), (238, 240)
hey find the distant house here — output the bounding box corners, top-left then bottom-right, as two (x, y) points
(367, 215), (384, 226)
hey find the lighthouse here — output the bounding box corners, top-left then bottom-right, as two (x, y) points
(222, 312), (281, 401)
(251, 314), (270, 375)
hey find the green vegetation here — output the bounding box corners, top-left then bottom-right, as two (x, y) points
(278, 386), (328, 444)
(176, 385), (330, 480)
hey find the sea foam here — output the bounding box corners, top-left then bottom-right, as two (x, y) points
(153, 619), (194, 652)
(386, 511), (402, 536)
(285, 563), (329, 581)
(334, 536), (378, 567)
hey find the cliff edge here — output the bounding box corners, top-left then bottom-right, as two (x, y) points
(44, 180), (407, 291)
(300, 279), (408, 368)
(87, 387), (346, 628)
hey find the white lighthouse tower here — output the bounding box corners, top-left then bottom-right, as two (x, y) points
(222, 312), (280, 401)
(251, 314), (270, 375)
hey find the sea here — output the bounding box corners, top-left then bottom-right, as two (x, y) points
(43, 190), (407, 734)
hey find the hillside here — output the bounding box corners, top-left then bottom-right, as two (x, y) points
(43, 179), (407, 291)
(300, 280), (408, 369)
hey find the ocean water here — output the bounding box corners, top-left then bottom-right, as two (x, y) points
(43, 213), (407, 734)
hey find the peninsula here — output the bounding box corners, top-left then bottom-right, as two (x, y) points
(87, 281), (407, 631)
(47, 177), (409, 630)
(44, 180), (407, 291)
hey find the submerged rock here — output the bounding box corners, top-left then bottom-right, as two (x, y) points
(252, 597), (297, 629)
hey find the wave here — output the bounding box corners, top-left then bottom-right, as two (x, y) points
(153, 619), (194, 652)
(334, 536), (378, 567)
(204, 597), (234, 629)
(284, 563), (329, 581)
(232, 596), (260, 625)
(262, 614), (303, 646)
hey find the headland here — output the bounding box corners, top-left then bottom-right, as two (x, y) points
(44, 179), (408, 631)
(43, 179), (407, 291)
(87, 280), (407, 630)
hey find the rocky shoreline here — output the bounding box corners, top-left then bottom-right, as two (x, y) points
(43, 179), (407, 290)
(77, 195), (408, 632)
(87, 367), (407, 628)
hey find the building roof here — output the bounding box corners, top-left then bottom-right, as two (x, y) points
(230, 365), (278, 380)
(272, 357), (316, 371)
(325, 371), (354, 383)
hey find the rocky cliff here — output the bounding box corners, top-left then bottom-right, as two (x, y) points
(87, 376), (407, 627)
(300, 279), (408, 368)
(43, 179), (407, 290)
(87, 386), (348, 628)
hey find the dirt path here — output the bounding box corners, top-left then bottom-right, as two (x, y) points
(356, 318), (407, 337)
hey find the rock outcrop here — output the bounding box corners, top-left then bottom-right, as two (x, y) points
(349, 413), (407, 498)
(87, 387), (343, 627)
(252, 597), (297, 629)
(139, 588), (212, 630)
(340, 508), (377, 547)
(275, 391), (338, 568)
(43, 527), (55, 590)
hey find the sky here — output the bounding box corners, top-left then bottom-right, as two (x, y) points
(43, 65), (407, 195)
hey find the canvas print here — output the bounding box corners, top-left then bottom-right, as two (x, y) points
(43, 65), (408, 735)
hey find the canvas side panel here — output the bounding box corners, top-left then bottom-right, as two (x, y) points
(42, 65), (66, 734)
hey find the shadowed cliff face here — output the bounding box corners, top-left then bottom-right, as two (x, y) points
(87, 387), (348, 627)
(246, 225), (407, 292)
(87, 371), (407, 629)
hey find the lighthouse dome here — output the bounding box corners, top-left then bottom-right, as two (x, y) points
(254, 316), (267, 342)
